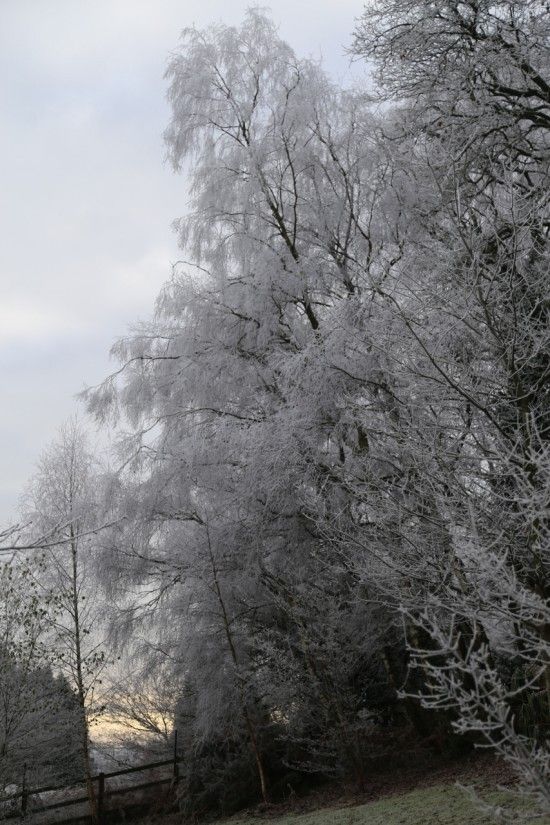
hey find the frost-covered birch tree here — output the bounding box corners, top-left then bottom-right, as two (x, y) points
(85, 8), (405, 803)
(349, 0), (550, 814)
(24, 420), (107, 816)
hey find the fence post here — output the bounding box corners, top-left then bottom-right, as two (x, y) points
(21, 763), (28, 817)
(97, 773), (105, 825)
(173, 729), (179, 783)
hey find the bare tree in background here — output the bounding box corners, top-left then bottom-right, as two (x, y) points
(24, 420), (108, 820)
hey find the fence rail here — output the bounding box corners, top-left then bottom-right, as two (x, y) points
(0, 734), (181, 824)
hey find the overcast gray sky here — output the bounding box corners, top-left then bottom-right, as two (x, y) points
(0, 0), (364, 524)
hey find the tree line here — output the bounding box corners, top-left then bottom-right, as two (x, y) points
(2, 2), (550, 820)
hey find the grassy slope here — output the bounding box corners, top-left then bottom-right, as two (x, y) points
(227, 784), (550, 825)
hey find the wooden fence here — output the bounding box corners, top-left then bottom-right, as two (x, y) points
(0, 736), (181, 824)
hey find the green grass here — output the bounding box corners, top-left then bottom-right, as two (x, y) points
(227, 784), (550, 825)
